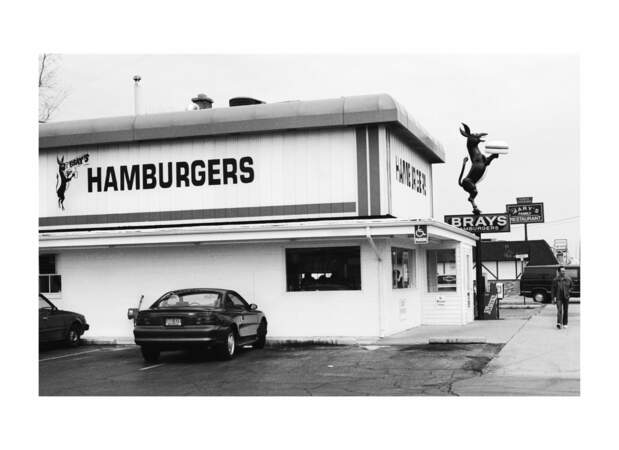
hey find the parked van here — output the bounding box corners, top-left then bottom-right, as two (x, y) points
(520, 265), (580, 303)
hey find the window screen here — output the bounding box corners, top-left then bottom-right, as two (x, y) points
(286, 247), (361, 291)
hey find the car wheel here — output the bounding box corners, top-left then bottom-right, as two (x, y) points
(66, 323), (82, 347)
(217, 328), (237, 360)
(141, 346), (160, 363)
(253, 321), (267, 349)
(533, 291), (547, 303)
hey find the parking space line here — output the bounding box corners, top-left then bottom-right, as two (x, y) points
(139, 363), (165, 371)
(39, 349), (101, 362)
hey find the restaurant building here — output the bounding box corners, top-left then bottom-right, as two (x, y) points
(39, 94), (477, 342)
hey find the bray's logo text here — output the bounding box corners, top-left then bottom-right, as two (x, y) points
(55, 154), (89, 210)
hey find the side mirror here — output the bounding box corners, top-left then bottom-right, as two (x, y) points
(249, 304), (258, 311)
(127, 308), (139, 320)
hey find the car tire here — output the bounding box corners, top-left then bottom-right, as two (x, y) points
(66, 323), (82, 347)
(141, 346), (160, 363)
(217, 328), (237, 360)
(253, 321), (267, 349)
(533, 290), (548, 303)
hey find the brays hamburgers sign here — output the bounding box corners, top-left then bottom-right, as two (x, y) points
(53, 154), (255, 210)
(444, 213), (511, 233)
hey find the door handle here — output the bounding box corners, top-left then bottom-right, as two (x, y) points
(42, 317), (48, 320)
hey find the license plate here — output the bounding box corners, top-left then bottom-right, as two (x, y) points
(165, 318), (182, 326)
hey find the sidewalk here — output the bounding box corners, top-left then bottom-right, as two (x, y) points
(374, 312), (533, 346)
(451, 304), (580, 396)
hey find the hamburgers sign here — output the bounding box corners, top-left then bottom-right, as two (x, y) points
(444, 213), (511, 233)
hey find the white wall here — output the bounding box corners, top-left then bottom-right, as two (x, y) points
(475, 260), (523, 282)
(52, 239), (382, 340)
(47, 235), (472, 340)
(421, 242), (474, 325)
(497, 260), (518, 280)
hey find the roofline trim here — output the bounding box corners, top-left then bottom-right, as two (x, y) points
(39, 94), (445, 163)
(39, 217), (476, 248)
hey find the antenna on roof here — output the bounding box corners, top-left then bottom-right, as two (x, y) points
(133, 75), (142, 115)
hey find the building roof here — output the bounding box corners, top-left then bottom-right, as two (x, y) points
(39, 94), (446, 163)
(475, 240), (558, 265)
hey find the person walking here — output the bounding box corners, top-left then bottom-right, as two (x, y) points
(552, 266), (573, 329)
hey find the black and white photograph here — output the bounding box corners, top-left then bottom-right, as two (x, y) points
(4, 1), (618, 449)
(37, 54), (580, 397)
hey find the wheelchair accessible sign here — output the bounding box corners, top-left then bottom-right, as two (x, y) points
(414, 225), (428, 244)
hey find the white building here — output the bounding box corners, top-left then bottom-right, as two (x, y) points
(39, 94), (477, 342)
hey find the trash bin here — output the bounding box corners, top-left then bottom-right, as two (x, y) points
(483, 282), (500, 319)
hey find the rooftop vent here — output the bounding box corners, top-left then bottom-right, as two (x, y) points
(229, 97), (265, 107)
(191, 93), (214, 110)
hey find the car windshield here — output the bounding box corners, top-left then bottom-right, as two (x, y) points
(155, 292), (221, 308)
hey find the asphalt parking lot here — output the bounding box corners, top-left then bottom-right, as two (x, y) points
(39, 342), (502, 396)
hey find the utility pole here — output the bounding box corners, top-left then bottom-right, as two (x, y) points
(475, 231), (485, 320)
(524, 223), (528, 241)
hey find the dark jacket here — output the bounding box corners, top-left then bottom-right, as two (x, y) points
(551, 275), (573, 301)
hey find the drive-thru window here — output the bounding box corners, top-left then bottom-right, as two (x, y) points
(286, 246), (362, 292)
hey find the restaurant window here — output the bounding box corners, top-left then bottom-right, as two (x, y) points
(39, 254), (61, 294)
(286, 247), (361, 291)
(427, 249), (457, 292)
(392, 247), (416, 289)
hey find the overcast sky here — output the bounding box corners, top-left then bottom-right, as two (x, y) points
(50, 54), (580, 258)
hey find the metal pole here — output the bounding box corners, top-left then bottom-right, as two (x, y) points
(133, 75), (142, 115)
(524, 223), (528, 241)
(475, 232), (484, 320)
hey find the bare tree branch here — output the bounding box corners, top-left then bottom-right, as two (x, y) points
(39, 54), (69, 123)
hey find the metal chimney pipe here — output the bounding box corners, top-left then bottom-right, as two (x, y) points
(133, 75), (142, 115)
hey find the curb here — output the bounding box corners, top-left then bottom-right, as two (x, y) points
(84, 337), (367, 347)
(83, 338), (134, 346)
(83, 336), (494, 347)
(428, 337), (487, 344)
(265, 337), (365, 347)
(500, 305), (541, 309)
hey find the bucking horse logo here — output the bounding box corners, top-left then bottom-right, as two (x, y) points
(55, 154), (89, 210)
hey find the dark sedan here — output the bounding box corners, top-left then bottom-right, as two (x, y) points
(39, 294), (89, 346)
(128, 288), (268, 362)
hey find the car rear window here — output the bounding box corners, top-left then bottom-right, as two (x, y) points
(155, 292), (221, 308)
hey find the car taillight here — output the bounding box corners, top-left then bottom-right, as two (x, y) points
(195, 313), (216, 325)
(137, 314), (151, 325)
